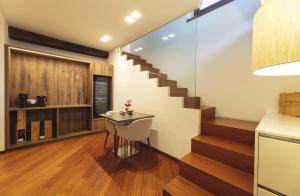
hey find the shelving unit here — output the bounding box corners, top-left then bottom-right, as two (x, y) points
(5, 46), (102, 150)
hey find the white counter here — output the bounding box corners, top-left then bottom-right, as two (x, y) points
(256, 113), (300, 140)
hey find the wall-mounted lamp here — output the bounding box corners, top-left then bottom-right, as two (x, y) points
(252, 0), (300, 76)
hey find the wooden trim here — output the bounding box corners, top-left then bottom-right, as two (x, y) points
(8, 26), (109, 59)
(5, 46), (10, 150)
(187, 0), (234, 22)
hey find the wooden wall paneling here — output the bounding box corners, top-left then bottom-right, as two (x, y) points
(9, 49), (90, 107)
(58, 107), (91, 136)
(93, 62), (113, 76)
(45, 56), (58, 105)
(5, 46), (94, 149)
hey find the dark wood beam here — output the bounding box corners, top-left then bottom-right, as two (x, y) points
(8, 26), (109, 59)
(187, 0), (234, 22)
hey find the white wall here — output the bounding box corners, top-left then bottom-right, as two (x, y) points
(0, 11), (7, 151)
(195, 0), (300, 122)
(124, 0), (300, 122)
(108, 49), (200, 159)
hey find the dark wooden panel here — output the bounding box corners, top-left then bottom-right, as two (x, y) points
(58, 107), (91, 135)
(8, 26), (109, 59)
(9, 50), (90, 107)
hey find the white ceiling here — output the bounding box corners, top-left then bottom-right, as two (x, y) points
(0, 0), (199, 51)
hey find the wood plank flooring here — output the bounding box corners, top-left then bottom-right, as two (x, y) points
(0, 132), (178, 196)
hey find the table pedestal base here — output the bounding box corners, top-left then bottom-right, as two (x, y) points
(113, 145), (140, 159)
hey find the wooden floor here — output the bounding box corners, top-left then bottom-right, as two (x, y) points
(0, 132), (178, 196)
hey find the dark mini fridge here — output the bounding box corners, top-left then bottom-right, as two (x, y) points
(93, 75), (111, 117)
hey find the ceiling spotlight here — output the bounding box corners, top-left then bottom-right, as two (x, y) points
(138, 47), (143, 50)
(134, 49), (139, 52)
(100, 35), (111, 42)
(125, 16), (135, 24)
(168, 34), (175, 38)
(131, 11), (142, 19)
(162, 36), (169, 40)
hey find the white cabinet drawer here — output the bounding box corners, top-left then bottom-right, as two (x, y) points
(257, 187), (278, 196)
(258, 136), (300, 196)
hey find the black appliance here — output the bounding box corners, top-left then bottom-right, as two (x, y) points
(93, 76), (111, 117)
(37, 96), (47, 107)
(18, 93), (28, 108)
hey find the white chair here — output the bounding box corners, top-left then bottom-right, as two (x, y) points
(104, 111), (117, 148)
(115, 118), (153, 151)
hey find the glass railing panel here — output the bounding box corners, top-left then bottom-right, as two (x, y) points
(122, 11), (197, 97)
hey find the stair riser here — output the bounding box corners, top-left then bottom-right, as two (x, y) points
(202, 123), (254, 145)
(184, 97), (201, 109)
(192, 140), (254, 173)
(179, 162), (252, 196)
(170, 89), (188, 97)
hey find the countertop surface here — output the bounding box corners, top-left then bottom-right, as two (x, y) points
(256, 113), (300, 140)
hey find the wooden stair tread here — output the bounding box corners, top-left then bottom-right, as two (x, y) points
(164, 176), (213, 196)
(122, 51), (142, 59)
(149, 72), (167, 79)
(192, 135), (254, 157)
(206, 117), (258, 132)
(159, 79), (177, 88)
(181, 153), (253, 193)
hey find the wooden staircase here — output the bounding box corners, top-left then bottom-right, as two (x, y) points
(164, 107), (258, 196)
(122, 51), (200, 109)
(122, 52), (257, 196)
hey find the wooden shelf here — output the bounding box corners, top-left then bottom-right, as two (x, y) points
(9, 104), (92, 111)
(58, 130), (93, 138)
(7, 137), (57, 150)
(7, 130), (101, 150)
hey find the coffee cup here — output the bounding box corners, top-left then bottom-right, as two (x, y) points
(27, 99), (36, 104)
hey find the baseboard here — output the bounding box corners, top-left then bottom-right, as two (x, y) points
(140, 143), (180, 162)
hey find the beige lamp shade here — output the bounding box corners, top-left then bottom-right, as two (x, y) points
(252, 0), (300, 76)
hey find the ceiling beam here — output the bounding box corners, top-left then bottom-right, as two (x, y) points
(8, 26), (109, 59)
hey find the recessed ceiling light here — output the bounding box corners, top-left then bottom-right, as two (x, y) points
(168, 34), (175, 38)
(131, 11), (142, 19)
(162, 36), (169, 40)
(138, 47), (143, 50)
(125, 16), (135, 24)
(134, 49), (139, 52)
(100, 35), (111, 42)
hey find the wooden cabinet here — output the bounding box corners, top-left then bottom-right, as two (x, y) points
(92, 119), (106, 132)
(93, 62), (113, 76)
